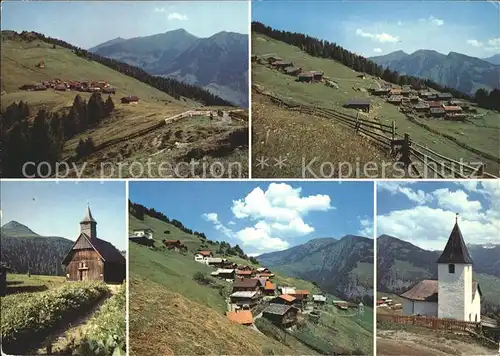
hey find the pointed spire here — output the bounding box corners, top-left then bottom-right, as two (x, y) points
(437, 215), (473, 264)
(80, 203), (96, 223)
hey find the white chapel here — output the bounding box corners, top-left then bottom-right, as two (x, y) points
(401, 216), (482, 322)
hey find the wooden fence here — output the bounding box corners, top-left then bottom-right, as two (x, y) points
(378, 314), (480, 332)
(254, 87), (499, 178)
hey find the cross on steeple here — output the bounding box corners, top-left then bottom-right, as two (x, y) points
(456, 213), (459, 223)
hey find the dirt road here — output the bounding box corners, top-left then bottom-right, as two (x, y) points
(377, 330), (497, 356)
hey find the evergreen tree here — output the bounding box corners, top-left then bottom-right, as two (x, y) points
(105, 95), (115, 115)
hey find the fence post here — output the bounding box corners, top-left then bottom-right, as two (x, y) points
(477, 163), (484, 178)
(402, 133), (411, 170)
(392, 121), (396, 141)
(355, 112), (360, 133)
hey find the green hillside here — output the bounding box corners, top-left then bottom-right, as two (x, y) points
(129, 212), (373, 355)
(252, 33), (500, 175)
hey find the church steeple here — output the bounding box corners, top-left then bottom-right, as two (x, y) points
(437, 214), (473, 264)
(80, 203), (97, 239)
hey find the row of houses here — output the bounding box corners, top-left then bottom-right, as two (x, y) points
(263, 55), (325, 83)
(19, 79), (117, 94)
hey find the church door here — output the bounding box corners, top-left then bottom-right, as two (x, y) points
(79, 270), (88, 281)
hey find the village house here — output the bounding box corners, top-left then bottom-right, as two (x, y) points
(263, 280), (276, 296)
(262, 304), (298, 328)
(401, 88), (411, 97)
(290, 290), (310, 308)
(257, 272), (275, 279)
(226, 310), (253, 326)
(409, 95), (419, 102)
(233, 278), (261, 294)
(390, 88), (402, 96)
(230, 291), (260, 308)
(61, 205), (125, 284)
(371, 88), (391, 96)
(334, 301), (348, 310)
(256, 267), (271, 273)
(279, 287), (296, 295)
(272, 61), (293, 70)
(443, 105), (463, 115)
(271, 294), (296, 305)
(194, 250), (213, 263)
(163, 239), (186, 251)
(211, 268), (235, 280)
(311, 71), (324, 81)
(129, 234), (154, 247)
(236, 269), (254, 278)
(284, 67), (302, 76)
(206, 257), (227, 268)
(436, 93), (453, 101)
(430, 107), (446, 118)
(298, 72), (314, 83)
(449, 100), (469, 109)
(132, 228), (154, 239)
(400, 216), (481, 322)
(103, 87), (116, 94)
(414, 103), (430, 112)
(312, 294), (327, 304)
(344, 99), (371, 113)
(266, 56), (282, 64)
(387, 95), (403, 104)
(121, 96), (139, 104)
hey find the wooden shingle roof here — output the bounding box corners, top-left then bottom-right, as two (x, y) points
(437, 221), (473, 264)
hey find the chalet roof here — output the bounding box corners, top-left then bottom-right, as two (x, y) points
(280, 287), (296, 295)
(430, 107), (445, 113)
(226, 311), (253, 324)
(206, 258), (224, 263)
(197, 250), (212, 256)
(278, 294), (296, 302)
(230, 291), (258, 298)
(284, 67), (301, 73)
(400, 279), (438, 301)
(80, 205), (96, 223)
(236, 270), (253, 275)
(387, 95), (403, 101)
(437, 93), (453, 99)
(293, 289), (310, 295)
(234, 279), (260, 288)
(299, 72), (314, 78)
(62, 233), (125, 265)
(215, 269), (235, 274)
(437, 220), (473, 264)
(265, 281), (276, 290)
(346, 99), (370, 106)
(442, 105), (462, 112)
(263, 303), (294, 316)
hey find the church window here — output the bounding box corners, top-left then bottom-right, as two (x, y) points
(448, 264), (455, 273)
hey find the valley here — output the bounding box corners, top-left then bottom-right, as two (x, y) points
(251, 23), (500, 178)
(1, 30), (248, 178)
(128, 203), (374, 355)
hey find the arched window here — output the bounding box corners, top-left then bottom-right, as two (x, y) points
(448, 264), (455, 273)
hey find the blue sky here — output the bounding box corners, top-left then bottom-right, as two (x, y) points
(1, 181), (127, 250)
(377, 181), (500, 251)
(2, 1), (249, 49)
(252, 1), (500, 58)
(129, 181), (374, 255)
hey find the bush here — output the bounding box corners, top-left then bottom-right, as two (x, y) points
(1, 281), (108, 354)
(193, 272), (211, 285)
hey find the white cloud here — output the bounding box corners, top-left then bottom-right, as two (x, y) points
(167, 12), (188, 21)
(228, 221), (236, 225)
(154, 7), (166, 13)
(355, 29), (400, 43)
(377, 181), (433, 205)
(231, 183), (332, 222)
(378, 182), (500, 250)
(429, 16), (444, 26)
(467, 39), (484, 48)
(236, 224), (290, 252)
(202, 212), (233, 239)
(374, 48), (383, 53)
(202, 212), (218, 223)
(358, 217), (374, 237)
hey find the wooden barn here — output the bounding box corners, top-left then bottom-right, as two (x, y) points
(121, 95), (139, 104)
(262, 304), (298, 327)
(344, 99), (371, 113)
(62, 205), (125, 284)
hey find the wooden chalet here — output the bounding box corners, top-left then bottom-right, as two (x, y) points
(371, 88), (391, 96)
(430, 107), (446, 118)
(436, 93), (453, 100)
(163, 239), (186, 251)
(230, 291), (260, 308)
(262, 304), (298, 327)
(233, 278), (261, 293)
(312, 294), (327, 304)
(284, 67), (302, 76)
(263, 280), (276, 296)
(121, 96), (139, 104)
(197, 250), (213, 258)
(443, 105), (463, 114)
(387, 95), (403, 104)
(236, 269), (253, 278)
(344, 99), (371, 113)
(211, 268), (236, 279)
(226, 311), (253, 326)
(414, 103), (430, 112)
(102, 87), (116, 94)
(311, 71), (324, 81)
(271, 294), (296, 305)
(272, 61), (293, 69)
(298, 72), (314, 83)
(266, 56), (282, 64)
(61, 206), (125, 284)
(390, 88), (402, 96)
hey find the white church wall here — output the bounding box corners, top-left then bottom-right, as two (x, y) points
(470, 288), (481, 322)
(438, 263), (469, 321)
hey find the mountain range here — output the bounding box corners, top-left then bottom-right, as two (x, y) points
(377, 234), (500, 310)
(0, 221), (73, 275)
(89, 29), (249, 107)
(369, 50), (500, 95)
(257, 235), (374, 304)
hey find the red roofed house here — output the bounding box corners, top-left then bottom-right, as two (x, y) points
(163, 239), (186, 251)
(263, 281), (276, 296)
(194, 250), (213, 263)
(271, 295), (296, 305)
(61, 205), (125, 284)
(226, 311), (253, 326)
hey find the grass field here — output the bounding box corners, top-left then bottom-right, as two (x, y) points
(5, 273), (66, 294)
(129, 213), (374, 355)
(252, 33), (500, 176)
